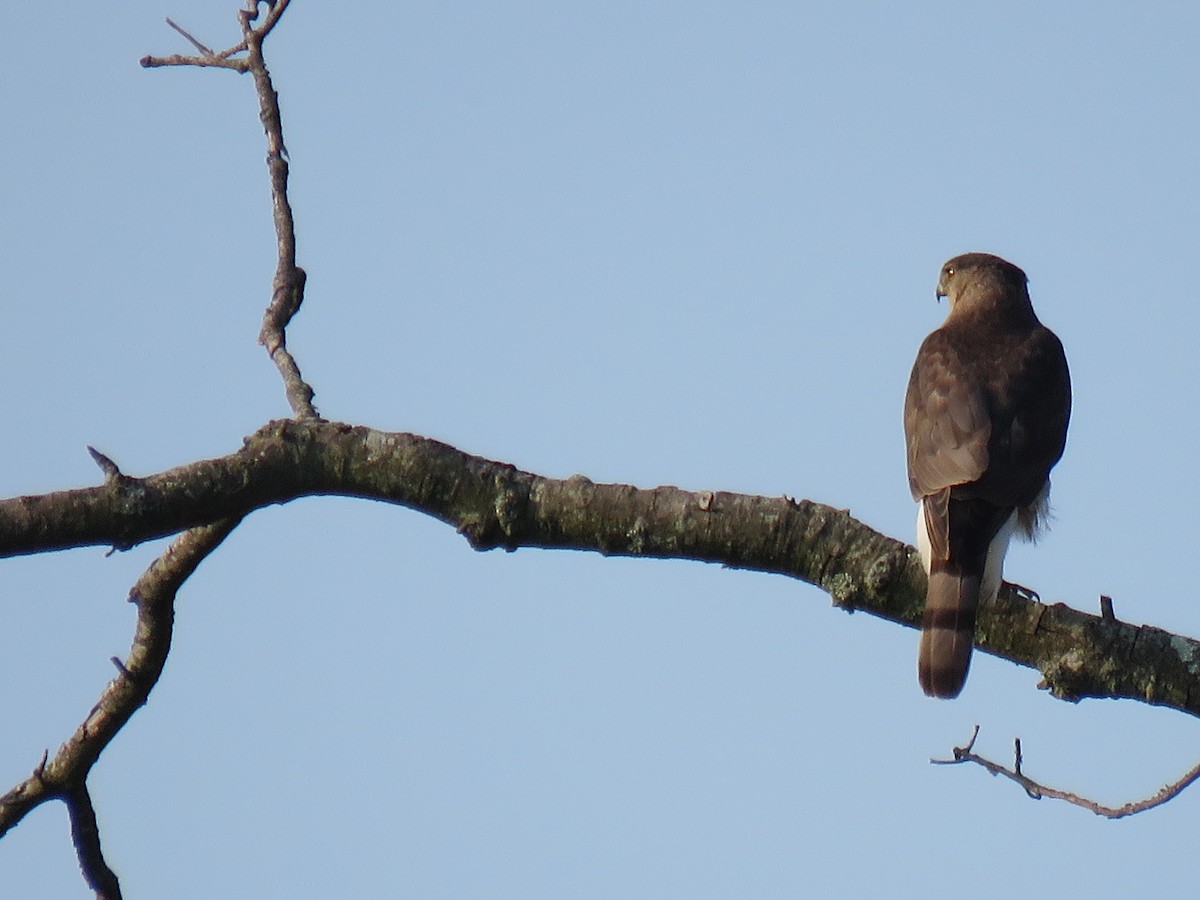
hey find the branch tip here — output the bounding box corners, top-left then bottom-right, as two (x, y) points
(960, 724), (980, 757)
(165, 17), (216, 58)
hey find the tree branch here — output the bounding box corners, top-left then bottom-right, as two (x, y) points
(0, 518), (240, 867)
(10, 3), (1198, 890)
(238, 1), (319, 420)
(139, 0), (291, 72)
(143, 1), (317, 419)
(933, 726), (1200, 818)
(65, 783), (122, 900)
(1, 419), (1198, 718)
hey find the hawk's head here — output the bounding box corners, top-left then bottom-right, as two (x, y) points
(936, 253), (1030, 312)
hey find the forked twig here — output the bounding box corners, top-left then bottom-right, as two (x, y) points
(933, 726), (1200, 818)
(0, 6), (316, 889)
(141, 1), (317, 418)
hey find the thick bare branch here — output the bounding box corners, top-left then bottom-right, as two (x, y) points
(0, 420), (1198, 717)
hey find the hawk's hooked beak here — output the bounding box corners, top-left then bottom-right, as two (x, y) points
(935, 275), (949, 302)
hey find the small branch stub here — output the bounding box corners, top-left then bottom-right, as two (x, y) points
(87, 447), (124, 484)
(1100, 595), (1116, 622)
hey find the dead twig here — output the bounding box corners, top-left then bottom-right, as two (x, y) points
(140, 1), (317, 419)
(238, 1), (320, 419)
(165, 17), (217, 59)
(932, 726), (1200, 819)
(0, 517), (241, 895)
(0, 7), (312, 889)
(139, 1), (290, 70)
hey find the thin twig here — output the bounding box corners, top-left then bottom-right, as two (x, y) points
(165, 17), (215, 59)
(140, 0), (290, 70)
(932, 728), (1200, 818)
(141, 0), (318, 418)
(237, 2), (320, 419)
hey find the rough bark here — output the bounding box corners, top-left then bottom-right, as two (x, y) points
(3, 418), (1196, 715)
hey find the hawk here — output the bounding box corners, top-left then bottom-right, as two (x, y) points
(904, 253), (1070, 698)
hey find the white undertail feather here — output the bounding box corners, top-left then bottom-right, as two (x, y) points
(916, 499), (1017, 605)
(982, 511), (1016, 604)
(916, 503), (931, 573)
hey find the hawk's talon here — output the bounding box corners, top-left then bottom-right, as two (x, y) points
(1004, 580), (1040, 603)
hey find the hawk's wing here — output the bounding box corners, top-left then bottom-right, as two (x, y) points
(969, 328), (1072, 514)
(903, 329), (991, 562)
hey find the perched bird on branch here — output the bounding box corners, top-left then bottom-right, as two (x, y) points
(904, 253), (1071, 698)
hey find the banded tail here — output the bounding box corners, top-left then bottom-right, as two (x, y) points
(917, 566), (980, 698)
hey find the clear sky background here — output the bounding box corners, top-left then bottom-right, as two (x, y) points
(2, 3), (1199, 897)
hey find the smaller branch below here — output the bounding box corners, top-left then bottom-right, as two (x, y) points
(932, 727), (1200, 818)
(0, 518), (241, 883)
(65, 784), (123, 900)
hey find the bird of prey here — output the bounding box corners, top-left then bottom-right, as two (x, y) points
(904, 253), (1070, 698)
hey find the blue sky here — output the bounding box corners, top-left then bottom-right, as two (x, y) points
(2, 3), (1199, 897)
